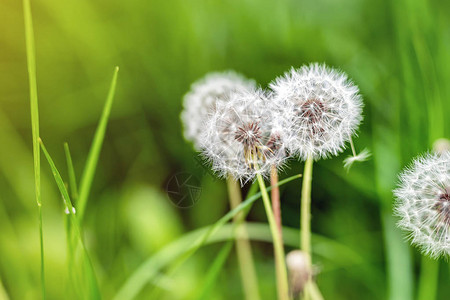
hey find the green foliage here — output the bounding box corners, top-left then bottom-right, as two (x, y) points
(0, 0), (449, 299)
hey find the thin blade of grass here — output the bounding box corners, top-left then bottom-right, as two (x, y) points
(40, 139), (101, 299)
(77, 67), (119, 222)
(194, 241), (233, 300)
(114, 174), (301, 300)
(22, 0), (45, 297)
(39, 139), (73, 209)
(178, 174), (302, 270)
(63, 142), (79, 296)
(192, 181), (262, 300)
(114, 221), (361, 300)
(64, 142), (79, 201)
(149, 178), (266, 300)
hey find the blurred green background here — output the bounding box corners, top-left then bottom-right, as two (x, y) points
(0, 0), (449, 299)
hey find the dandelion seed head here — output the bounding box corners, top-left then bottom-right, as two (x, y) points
(199, 88), (287, 184)
(270, 63), (363, 160)
(394, 151), (450, 258)
(181, 71), (256, 149)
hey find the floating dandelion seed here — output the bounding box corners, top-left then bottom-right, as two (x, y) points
(270, 63), (363, 160)
(394, 151), (450, 258)
(343, 148), (371, 171)
(199, 89), (287, 183)
(180, 71), (256, 149)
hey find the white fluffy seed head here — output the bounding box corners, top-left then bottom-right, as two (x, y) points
(181, 71), (256, 150)
(199, 88), (287, 184)
(394, 151), (450, 258)
(270, 63), (363, 160)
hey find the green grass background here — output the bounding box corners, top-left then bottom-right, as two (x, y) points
(0, 0), (449, 299)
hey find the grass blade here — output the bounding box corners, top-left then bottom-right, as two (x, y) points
(178, 174), (302, 270)
(194, 241), (233, 300)
(63, 142), (79, 294)
(64, 142), (79, 201)
(114, 174), (301, 300)
(22, 0), (45, 297)
(77, 67), (119, 222)
(40, 139), (101, 299)
(39, 139), (73, 209)
(193, 181), (262, 300)
(114, 221), (361, 300)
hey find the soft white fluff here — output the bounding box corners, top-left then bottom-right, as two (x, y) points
(181, 71), (255, 150)
(199, 89), (287, 184)
(343, 148), (371, 171)
(270, 63), (363, 160)
(394, 152), (450, 258)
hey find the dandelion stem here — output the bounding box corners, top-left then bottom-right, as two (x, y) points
(349, 135), (357, 157)
(270, 165), (285, 297)
(270, 166), (283, 239)
(300, 156), (314, 300)
(270, 166), (288, 299)
(226, 177), (261, 300)
(256, 173), (289, 300)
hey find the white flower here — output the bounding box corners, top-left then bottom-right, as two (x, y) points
(394, 152), (450, 258)
(199, 88), (287, 183)
(181, 71), (256, 149)
(270, 63), (363, 160)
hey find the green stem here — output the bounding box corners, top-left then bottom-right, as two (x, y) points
(23, 0), (45, 297)
(417, 256), (439, 300)
(309, 282), (324, 300)
(349, 135), (357, 157)
(38, 205), (45, 299)
(256, 173), (289, 300)
(300, 156), (313, 300)
(270, 166), (283, 240)
(226, 177), (261, 300)
(64, 143), (79, 201)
